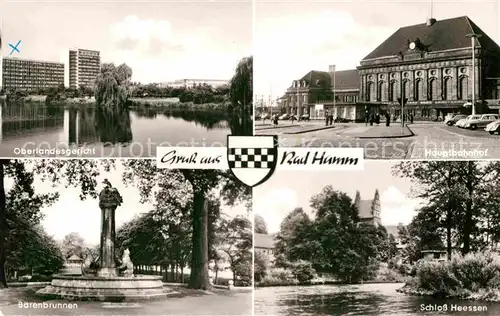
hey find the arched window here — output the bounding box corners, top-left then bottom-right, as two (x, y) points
(403, 80), (410, 99)
(415, 79), (423, 101)
(443, 77), (453, 100)
(367, 82), (373, 101)
(389, 81), (397, 101)
(377, 81), (383, 101)
(459, 76), (468, 100)
(428, 79), (437, 100)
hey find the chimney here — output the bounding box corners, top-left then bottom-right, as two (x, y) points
(427, 18), (437, 26)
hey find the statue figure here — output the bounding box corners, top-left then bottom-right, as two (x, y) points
(81, 251), (100, 276)
(118, 249), (134, 276)
(97, 179), (123, 277)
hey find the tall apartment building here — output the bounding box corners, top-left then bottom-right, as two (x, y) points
(2, 57), (65, 91)
(69, 48), (101, 89)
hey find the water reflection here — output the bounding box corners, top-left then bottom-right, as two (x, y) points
(66, 106), (133, 146)
(255, 284), (500, 315)
(0, 103), (244, 155)
(0, 102), (64, 141)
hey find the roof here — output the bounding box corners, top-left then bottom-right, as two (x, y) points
(299, 70), (332, 89)
(332, 69), (360, 90)
(358, 200), (373, 218)
(363, 16), (500, 60)
(255, 233), (276, 249)
(67, 255), (82, 261)
(288, 69), (359, 91)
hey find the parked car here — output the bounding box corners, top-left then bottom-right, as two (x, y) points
(463, 114), (499, 130)
(279, 113), (291, 120)
(456, 115), (481, 128)
(300, 114), (310, 121)
(485, 119), (500, 134)
(445, 114), (467, 126)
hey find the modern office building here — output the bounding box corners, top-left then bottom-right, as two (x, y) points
(69, 48), (101, 89)
(2, 57), (64, 91)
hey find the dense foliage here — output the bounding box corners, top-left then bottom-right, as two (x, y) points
(272, 186), (389, 284)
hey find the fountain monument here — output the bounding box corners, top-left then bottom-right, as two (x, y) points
(37, 180), (167, 301)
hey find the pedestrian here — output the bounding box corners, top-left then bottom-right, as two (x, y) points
(370, 114), (374, 126)
(291, 115), (296, 124)
(375, 114), (380, 125)
(273, 114), (278, 127)
(325, 111), (329, 126)
(385, 112), (390, 126)
(410, 113), (414, 124)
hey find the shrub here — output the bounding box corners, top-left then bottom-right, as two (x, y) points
(254, 252), (269, 283)
(291, 261), (316, 284)
(416, 260), (462, 293)
(450, 252), (500, 291)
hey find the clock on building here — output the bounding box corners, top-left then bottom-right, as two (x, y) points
(409, 42), (416, 50)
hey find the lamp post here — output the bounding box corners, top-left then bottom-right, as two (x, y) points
(467, 33), (482, 115)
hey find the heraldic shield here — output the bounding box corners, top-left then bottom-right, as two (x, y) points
(227, 135), (278, 187)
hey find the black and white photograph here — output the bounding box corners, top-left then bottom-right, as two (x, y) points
(0, 159), (252, 315)
(254, 0), (500, 160)
(253, 161), (500, 315)
(0, 1), (252, 158)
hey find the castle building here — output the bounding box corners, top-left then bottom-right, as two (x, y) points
(355, 189), (406, 249)
(356, 189), (382, 226)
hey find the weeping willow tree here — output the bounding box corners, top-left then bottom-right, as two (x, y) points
(228, 56), (252, 136)
(95, 63), (132, 110)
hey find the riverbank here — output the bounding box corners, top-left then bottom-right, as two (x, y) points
(396, 252), (500, 302)
(397, 282), (500, 302)
(128, 98), (230, 110)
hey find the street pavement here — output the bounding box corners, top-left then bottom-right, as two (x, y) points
(256, 121), (500, 159)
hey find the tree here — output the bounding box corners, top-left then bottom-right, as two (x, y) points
(254, 215), (268, 234)
(61, 233), (86, 260)
(228, 56), (253, 136)
(392, 161), (492, 258)
(277, 187), (386, 283)
(215, 216), (252, 283)
(121, 160), (251, 290)
(95, 63), (132, 110)
(253, 251), (269, 284)
(274, 207), (311, 268)
(0, 159), (115, 288)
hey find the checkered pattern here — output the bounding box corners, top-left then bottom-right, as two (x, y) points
(228, 148), (277, 168)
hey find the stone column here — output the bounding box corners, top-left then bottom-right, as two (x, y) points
(97, 185), (122, 277)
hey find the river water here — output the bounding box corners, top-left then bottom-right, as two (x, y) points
(0, 104), (249, 157)
(255, 283), (500, 315)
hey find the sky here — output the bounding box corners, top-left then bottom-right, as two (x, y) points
(253, 160), (424, 234)
(5, 160), (247, 246)
(2, 0), (252, 85)
(254, 0), (500, 102)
